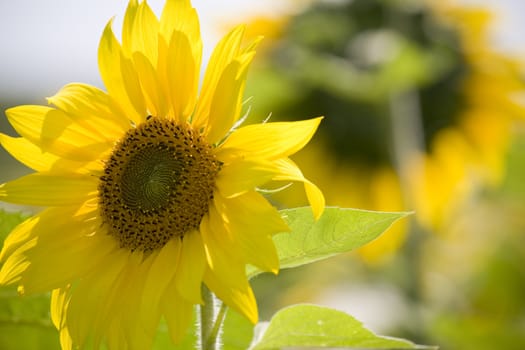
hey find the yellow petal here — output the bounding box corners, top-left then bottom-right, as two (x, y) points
(0, 173), (97, 206)
(200, 203), (238, 277)
(159, 0), (202, 69)
(0, 202), (99, 266)
(51, 287), (74, 350)
(66, 249), (129, 348)
(199, 206), (258, 323)
(0, 250), (30, 286)
(0, 214), (38, 263)
(51, 287), (69, 330)
(160, 0), (202, 45)
(217, 191), (288, 273)
(272, 158), (326, 220)
(0, 206), (116, 294)
(133, 51), (167, 117)
(165, 30), (198, 122)
(203, 266), (258, 324)
(47, 83), (130, 135)
(219, 117), (323, 160)
(141, 238), (181, 334)
(129, 1), (159, 65)
(98, 20), (146, 125)
(175, 231), (206, 304)
(161, 287), (194, 345)
(114, 253), (158, 350)
(122, 0), (139, 56)
(158, 8), (202, 119)
(0, 134), (102, 174)
(192, 25), (245, 129)
(5, 105), (112, 161)
(91, 252), (148, 348)
(215, 158), (278, 198)
(19, 225), (117, 295)
(205, 51), (255, 144)
(106, 322), (127, 350)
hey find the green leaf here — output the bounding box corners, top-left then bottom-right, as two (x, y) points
(251, 304), (435, 350)
(249, 207), (409, 278)
(0, 290), (60, 350)
(222, 308), (255, 350)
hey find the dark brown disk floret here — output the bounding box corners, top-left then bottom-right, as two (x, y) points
(98, 117), (220, 252)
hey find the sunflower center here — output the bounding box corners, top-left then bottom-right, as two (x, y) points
(98, 118), (220, 252)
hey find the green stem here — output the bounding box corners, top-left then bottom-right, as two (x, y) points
(388, 90), (429, 342)
(199, 285), (228, 350)
(206, 302), (228, 350)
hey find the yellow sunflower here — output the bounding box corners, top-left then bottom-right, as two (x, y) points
(0, 0), (324, 348)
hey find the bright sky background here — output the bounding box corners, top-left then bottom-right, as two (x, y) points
(0, 0), (295, 102)
(0, 0), (524, 102)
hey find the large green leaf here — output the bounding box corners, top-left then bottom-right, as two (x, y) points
(249, 207), (409, 278)
(251, 304), (435, 350)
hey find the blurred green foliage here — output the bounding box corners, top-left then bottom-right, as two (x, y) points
(245, 0), (525, 349)
(247, 0), (467, 165)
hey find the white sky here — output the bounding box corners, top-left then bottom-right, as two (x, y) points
(0, 0), (295, 102)
(0, 0), (523, 102)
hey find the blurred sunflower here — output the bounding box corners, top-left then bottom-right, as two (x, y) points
(0, 0), (324, 348)
(244, 0), (524, 263)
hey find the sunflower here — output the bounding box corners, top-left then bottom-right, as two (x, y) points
(0, 0), (324, 348)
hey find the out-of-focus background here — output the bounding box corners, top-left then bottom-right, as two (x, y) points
(1, 1), (525, 349)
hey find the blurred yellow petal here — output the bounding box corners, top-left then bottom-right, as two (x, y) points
(358, 167), (408, 264)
